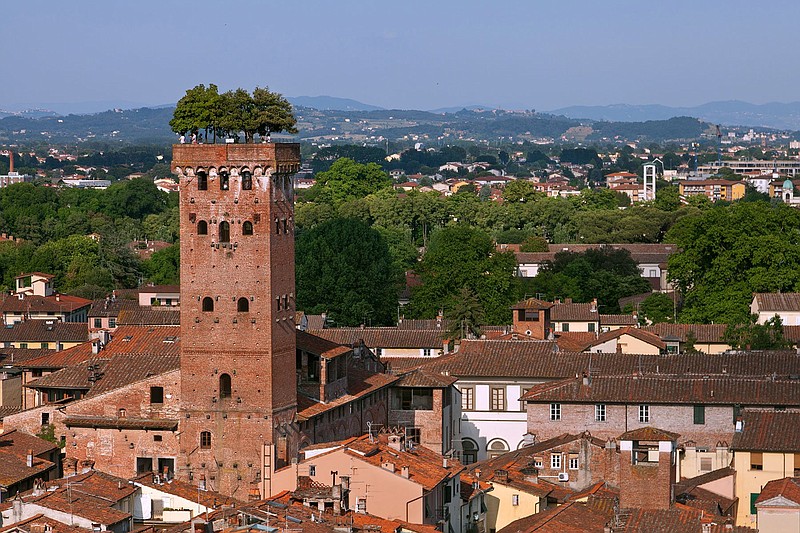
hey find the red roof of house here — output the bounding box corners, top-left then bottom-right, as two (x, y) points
(756, 477), (800, 506)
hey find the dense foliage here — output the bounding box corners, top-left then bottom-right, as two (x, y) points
(667, 201), (800, 324)
(295, 218), (397, 326)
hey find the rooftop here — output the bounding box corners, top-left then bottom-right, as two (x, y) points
(731, 409), (800, 452)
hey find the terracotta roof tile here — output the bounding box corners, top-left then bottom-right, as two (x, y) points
(395, 366), (457, 388)
(0, 294), (91, 314)
(618, 426), (680, 441)
(296, 370), (398, 422)
(396, 318), (451, 330)
(756, 476), (800, 506)
(581, 327), (666, 351)
(0, 321), (88, 343)
(131, 473), (243, 508)
(88, 298), (139, 317)
(0, 449), (55, 488)
(497, 500), (611, 533)
(523, 374), (800, 406)
(0, 348), (53, 365)
(754, 292), (800, 312)
(308, 328), (445, 348)
(600, 314), (638, 326)
(642, 323), (728, 343)
(0, 514), (92, 533)
(296, 330), (351, 359)
(731, 409), (800, 452)
(551, 302), (598, 322)
(63, 416), (178, 431)
(511, 298), (554, 310)
(116, 309), (181, 326)
(554, 332), (597, 351)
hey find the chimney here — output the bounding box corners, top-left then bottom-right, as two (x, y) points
(443, 458), (448, 469)
(381, 461), (395, 473)
(9, 152), (14, 174)
(199, 474), (206, 491)
(55, 293), (60, 302)
(401, 466), (410, 478)
(91, 340), (101, 355)
(387, 433), (404, 452)
(582, 373), (591, 386)
(27, 449), (33, 468)
(591, 298), (598, 312)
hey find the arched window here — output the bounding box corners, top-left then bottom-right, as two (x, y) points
(462, 438), (478, 465)
(219, 221), (230, 243)
(220, 171), (229, 191)
(197, 171), (208, 191)
(242, 170), (252, 190)
(202, 297), (214, 312)
(237, 297), (250, 312)
(242, 221), (253, 236)
(197, 220), (208, 235)
(487, 439), (509, 459)
(219, 373), (232, 399)
(200, 431), (212, 449)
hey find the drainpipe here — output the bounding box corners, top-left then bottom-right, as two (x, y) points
(406, 491), (428, 523)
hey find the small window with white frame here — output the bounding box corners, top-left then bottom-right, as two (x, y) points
(569, 456), (579, 470)
(550, 403), (561, 421)
(551, 453), (562, 469)
(639, 404), (650, 423)
(595, 403), (606, 422)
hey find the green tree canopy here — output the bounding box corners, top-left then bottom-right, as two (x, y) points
(411, 226), (519, 324)
(312, 158), (392, 205)
(296, 218), (397, 326)
(667, 202), (800, 323)
(528, 247), (651, 313)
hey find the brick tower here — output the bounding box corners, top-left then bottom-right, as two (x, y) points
(172, 143), (301, 497)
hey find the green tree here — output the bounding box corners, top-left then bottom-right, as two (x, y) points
(446, 287), (485, 340)
(519, 235), (549, 252)
(411, 226), (519, 324)
(638, 293), (675, 324)
(502, 179), (537, 203)
(218, 86), (297, 143)
(170, 83), (222, 141)
(312, 158), (392, 205)
(143, 243), (180, 285)
(296, 219), (396, 326)
(724, 315), (791, 350)
(667, 202), (800, 323)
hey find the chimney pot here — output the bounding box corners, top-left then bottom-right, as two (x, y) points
(27, 449), (33, 468)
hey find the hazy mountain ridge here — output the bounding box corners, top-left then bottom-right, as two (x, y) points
(550, 100), (800, 130)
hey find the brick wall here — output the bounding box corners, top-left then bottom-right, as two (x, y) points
(173, 144), (301, 496)
(527, 402), (734, 449)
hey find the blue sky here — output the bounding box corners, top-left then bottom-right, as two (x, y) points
(3, 0), (799, 113)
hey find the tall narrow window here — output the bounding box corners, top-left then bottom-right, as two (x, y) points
(219, 373), (232, 399)
(595, 404), (606, 422)
(220, 171), (229, 191)
(491, 387), (505, 411)
(200, 431), (212, 449)
(275, 217), (280, 234)
(197, 220), (208, 235)
(197, 171), (208, 191)
(550, 403), (561, 421)
(150, 386), (164, 404)
(202, 297), (214, 312)
(241, 170), (252, 190)
(237, 297), (249, 312)
(219, 221), (230, 243)
(242, 221), (253, 236)
(639, 404), (650, 423)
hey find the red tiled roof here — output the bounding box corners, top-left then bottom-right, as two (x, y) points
(731, 409), (800, 452)
(756, 477), (800, 506)
(0, 429), (60, 457)
(63, 416), (178, 431)
(307, 328), (444, 349)
(0, 514), (91, 533)
(420, 340), (559, 378)
(116, 308), (181, 326)
(0, 293), (90, 314)
(554, 332), (597, 352)
(522, 375), (800, 407)
(551, 302), (598, 322)
(511, 298), (554, 310)
(581, 327), (666, 351)
(341, 434), (463, 491)
(600, 314), (638, 326)
(0, 321), (88, 343)
(88, 298), (139, 317)
(753, 292), (800, 312)
(618, 426), (680, 442)
(395, 366), (457, 388)
(296, 369), (398, 422)
(497, 500), (610, 533)
(296, 330), (351, 359)
(0, 348), (53, 366)
(642, 323), (728, 343)
(131, 472), (242, 508)
(0, 431), (58, 488)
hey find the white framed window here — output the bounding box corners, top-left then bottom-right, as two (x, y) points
(422, 348), (432, 357)
(461, 387), (474, 411)
(309, 465), (316, 476)
(551, 454), (561, 469)
(534, 458), (543, 468)
(595, 404), (606, 422)
(639, 404), (650, 423)
(491, 387), (506, 411)
(511, 494), (519, 506)
(550, 403), (561, 421)
(569, 457), (579, 470)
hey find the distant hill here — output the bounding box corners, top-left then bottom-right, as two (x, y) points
(550, 100), (800, 130)
(288, 96), (384, 111)
(427, 105), (494, 114)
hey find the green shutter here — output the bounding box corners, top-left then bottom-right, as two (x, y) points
(693, 405), (705, 425)
(750, 492), (759, 514)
